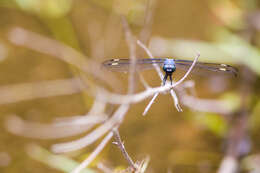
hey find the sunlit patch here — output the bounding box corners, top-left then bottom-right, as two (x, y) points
(112, 62), (119, 66)
(219, 68), (227, 71)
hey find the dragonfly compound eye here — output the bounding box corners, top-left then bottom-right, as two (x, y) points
(163, 64), (176, 73)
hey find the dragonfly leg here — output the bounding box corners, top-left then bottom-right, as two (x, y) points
(163, 74), (168, 85)
(169, 75), (173, 85)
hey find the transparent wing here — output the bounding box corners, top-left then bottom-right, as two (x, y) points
(102, 58), (165, 72)
(174, 59), (238, 77)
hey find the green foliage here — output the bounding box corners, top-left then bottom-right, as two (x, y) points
(194, 112), (228, 136)
(15, 0), (72, 18)
(220, 92), (241, 111)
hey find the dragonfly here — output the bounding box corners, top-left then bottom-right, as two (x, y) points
(102, 58), (238, 85)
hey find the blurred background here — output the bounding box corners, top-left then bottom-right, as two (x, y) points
(0, 0), (260, 172)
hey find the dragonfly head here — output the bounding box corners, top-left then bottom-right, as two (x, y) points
(163, 59), (176, 74)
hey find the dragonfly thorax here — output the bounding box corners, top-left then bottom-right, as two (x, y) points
(163, 59), (176, 74)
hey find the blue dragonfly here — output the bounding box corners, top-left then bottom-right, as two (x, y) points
(102, 58), (238, 85)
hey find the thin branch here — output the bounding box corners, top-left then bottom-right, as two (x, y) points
(0, 78), (82, 105)
(137, 40), (186, 113)
(52, 104), (129, 153)
(180, 92), (233, 114)
(98, 85), (173, 104)
(5, 92), (108, 139)
(176, 83), (233, 114)
(86, 93), (107, 115)
(142, 93), (159, 116)
(136, 38), (169, 114)
(121, 17), (137, 94)
(112, 128), (137, 170)
(136, 40), (164, 80)
(138, 0), (157, 46)
(180, 80), (197, 96)
(108, 18), (137, 172)
(170, 89), (183, 112)
(173, 52), (200, 86)
(5, 114), (106, 139)
(97, 162), (114, 173)
(71, 132), (113, 173)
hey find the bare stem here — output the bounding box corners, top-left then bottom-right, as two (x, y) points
(170, 89), (183, 112)
(143, 93), (159, 116)
(71, 132), (113, 173)
(137, 40), (164, 80)
(112, 128), (136, 170)
(172, 52), (200, 87)
(139, 0), (156, 46)
(52, 104), (129, 153)
(136, 40), (193, 113)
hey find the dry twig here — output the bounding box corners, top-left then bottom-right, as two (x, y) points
(112, 129), (137, 171)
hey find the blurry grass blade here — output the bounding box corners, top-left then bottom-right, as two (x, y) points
(0, 78), (82, 105)
(5, 114), (106, 139)
(149, 37), (235, 63)
(26, 144), (96, 173)
(52, 104), (129, 153)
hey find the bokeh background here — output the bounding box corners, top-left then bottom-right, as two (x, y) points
(0, 0), (260, 172)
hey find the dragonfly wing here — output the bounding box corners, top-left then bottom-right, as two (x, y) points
(174, 59), (238, 77)
(102, 58), (165, 72)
